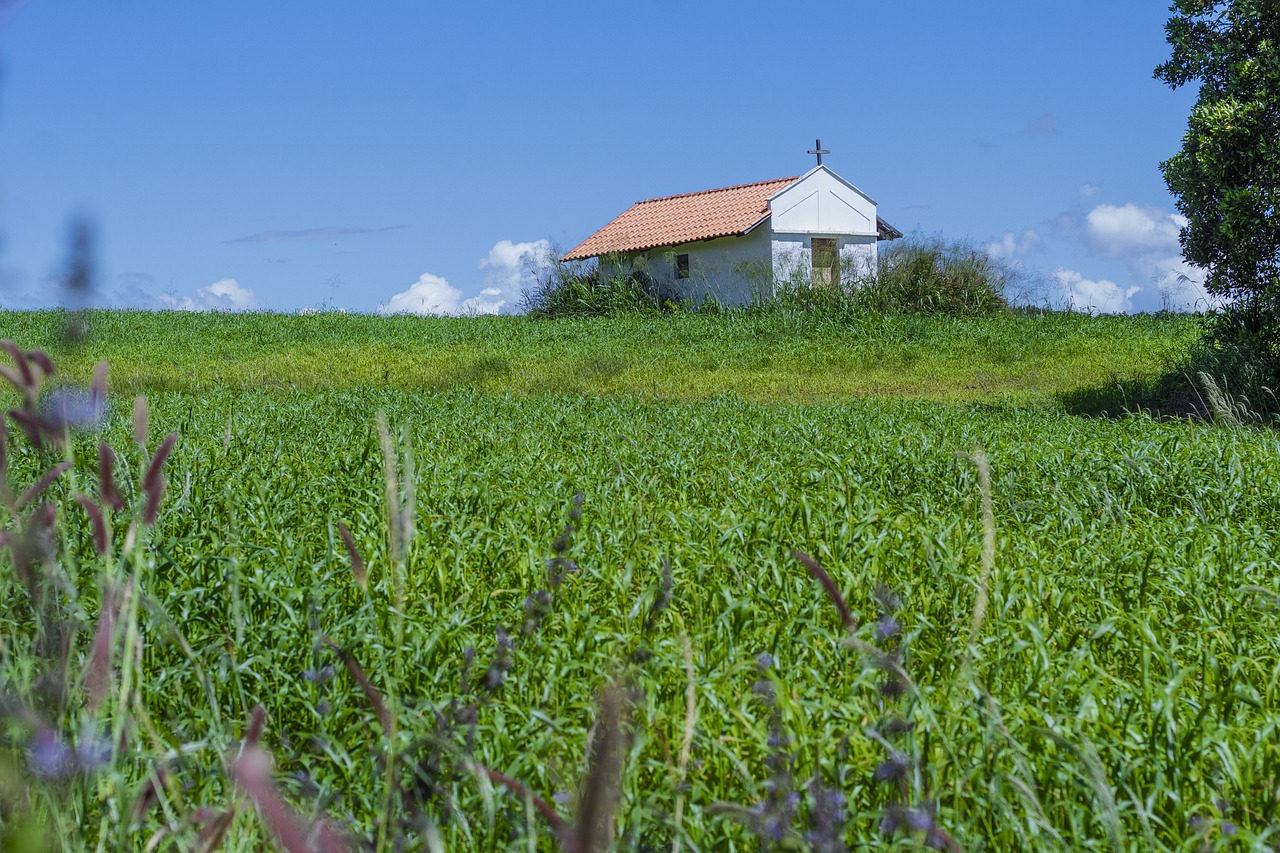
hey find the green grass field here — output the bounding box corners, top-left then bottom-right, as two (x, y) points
(5, 308), (1196, 406)
(2, 309), (1277, 852)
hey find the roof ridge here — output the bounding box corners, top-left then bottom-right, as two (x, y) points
(634, 176), (800, 206)
(560, 175), (811, 262)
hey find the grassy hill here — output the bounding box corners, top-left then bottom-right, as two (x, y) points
(8, 308), (1196, 407)
(1, 309), (1275, 852)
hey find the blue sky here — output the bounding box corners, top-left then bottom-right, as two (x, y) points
(0, 1), (1204, 315)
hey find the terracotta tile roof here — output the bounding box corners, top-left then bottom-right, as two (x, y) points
(561, 177), (799, 261)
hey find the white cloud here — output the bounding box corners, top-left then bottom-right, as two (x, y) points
(1049, 201), (1214, 312)
(985, 228), (1043, 260)
(1150, 256), (1219, 311)
(379, 239), (552, 317)
(461, 286), (507, 315)
(159, 278), (257, 312)
(377, 275), (510, 316)
(110, 272), (160, 308)
(199, 278), (256, 310)
(378, 273), (466, 316)
(1078, 183), (1100, 199)
(157, 294), (194, 310)
(479, 239), (552, 311)
(1053, 268), (1140, 314)
(1083, 203), (1185, 258)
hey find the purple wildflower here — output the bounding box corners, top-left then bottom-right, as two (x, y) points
(42, 387), (105, 432)
(805, 782), (848, 853)
(302, 664), (335, 683)
(925, 828), (953, 849)
(880, 673), (907, 698)
(28, 729), (76, 780)
(873, 584), (902, 614)
(881, 717), (914, 738)
(879, 805), (935, 836)
(873, 754), (911, 783)
(875, 615), (901, 641)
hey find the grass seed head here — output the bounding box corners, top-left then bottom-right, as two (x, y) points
(794, 551), (857, 633)
(74, 495), (107, 557)
(336, 522), (366, 590)
(9, 408), (55, 449)
(97, 442), (124, 511)
(18, 462), (72, 509)
(574, 681), (631, 853)
(132, 396), (149, 447)
(25, 350), (55, 378)
(1, 341), (35, 391)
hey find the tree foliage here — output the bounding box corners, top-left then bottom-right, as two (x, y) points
(1156, 0), (1280, 361)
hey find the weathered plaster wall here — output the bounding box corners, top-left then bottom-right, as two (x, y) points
(603, 227), (773, 306)
(771, 231), (879, 286)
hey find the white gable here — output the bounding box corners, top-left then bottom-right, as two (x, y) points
(768, 165), (878, 236)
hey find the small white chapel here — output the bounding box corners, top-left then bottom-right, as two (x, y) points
(561, 141), (900, 306)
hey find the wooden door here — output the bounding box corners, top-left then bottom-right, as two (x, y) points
(811, 238), (838, 288)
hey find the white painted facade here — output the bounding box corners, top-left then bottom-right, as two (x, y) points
(601, 227), (774, 306)
(769, 233), (878, 289)
(602, 165), (888, 306)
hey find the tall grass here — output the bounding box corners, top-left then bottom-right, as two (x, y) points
(765, 235), (1014, 319)
(1171, 315), (1280, 421)
(0, 318), (1277, 849)
(854, 235), (1013, 316)
(521, 259), (667, 318)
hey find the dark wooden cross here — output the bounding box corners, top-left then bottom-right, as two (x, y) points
(808, 138), (830, 166)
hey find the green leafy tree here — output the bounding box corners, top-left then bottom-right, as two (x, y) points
(1156, 0), (1280, 362)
